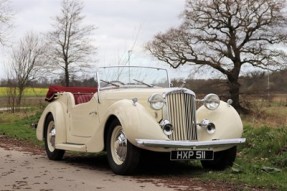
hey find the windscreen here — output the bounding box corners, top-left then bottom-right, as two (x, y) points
(98, 66), (169, 89)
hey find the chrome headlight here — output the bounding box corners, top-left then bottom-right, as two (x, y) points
(203, 93), (220, 110)
(148, 93), (165, 110)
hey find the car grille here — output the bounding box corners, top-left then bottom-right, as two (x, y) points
(164, 90), (197, 141)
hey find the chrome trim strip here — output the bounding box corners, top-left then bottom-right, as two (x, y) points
(163, 88), (196, 98)
(136, 138), (246, 148)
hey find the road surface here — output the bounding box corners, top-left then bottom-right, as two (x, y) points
(0, 147), (180, 191)
(0, 136), (243, 191)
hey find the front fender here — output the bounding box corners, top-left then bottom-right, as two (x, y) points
(36, 101), (67, 144)
(196, 100), (243, 142)
(103, 99), (167, 146)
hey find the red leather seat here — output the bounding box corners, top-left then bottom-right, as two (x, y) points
(45, 86), (97, 103)
(75, 94), (94, 104)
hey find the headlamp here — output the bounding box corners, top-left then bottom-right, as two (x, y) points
(148, 94), (165, 110)
(203, 94), (220, 110)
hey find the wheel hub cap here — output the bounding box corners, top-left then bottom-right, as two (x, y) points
(114, 131), (127, 162)
(49, 128), (56, 147)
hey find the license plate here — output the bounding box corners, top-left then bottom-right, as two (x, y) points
(170, 150), (214, 160)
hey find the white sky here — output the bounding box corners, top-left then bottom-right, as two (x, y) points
(0, 0), (194, 80)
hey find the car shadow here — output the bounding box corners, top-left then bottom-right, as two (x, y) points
(62, 151), (207, 177)
(63, 152), (110, 172)
(60, 152), (239, 191)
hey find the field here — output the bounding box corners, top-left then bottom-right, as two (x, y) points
(0, 87), (47, 97)
(0, 93), (287, 190)
(0, 87), (48, 108)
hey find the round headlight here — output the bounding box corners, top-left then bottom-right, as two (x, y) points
(203, 94), (220, 110)
(148, 94), (165, 110)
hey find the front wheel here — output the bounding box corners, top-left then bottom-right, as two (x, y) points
(201, 146), (237, 170)
(44, 114), (65, 160)
(106, 119), (140, 175)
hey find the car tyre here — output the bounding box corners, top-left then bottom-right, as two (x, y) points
(106, 119), (140, 175)
(44, 114), (65, 160)
(201, 146), (237, 170)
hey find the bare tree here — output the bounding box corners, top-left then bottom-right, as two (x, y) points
(9, 32), (46, 107)
(5, 71), (17, 112)
(146, 0), (287, 113)
(47, 0), (96, 87)
(0, 0), (13, 46)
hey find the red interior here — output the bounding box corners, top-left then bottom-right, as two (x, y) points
(45, 85), (97, 104)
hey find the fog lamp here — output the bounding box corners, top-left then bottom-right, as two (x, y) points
(160, 119), (173, 136)
(199, 119), (216, 134)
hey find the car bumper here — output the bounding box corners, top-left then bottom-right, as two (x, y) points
(136, 138), (246, 149)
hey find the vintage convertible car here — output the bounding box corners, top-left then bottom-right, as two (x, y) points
(36, 66), (246, 175)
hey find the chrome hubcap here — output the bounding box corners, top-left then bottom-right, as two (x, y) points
(47, 121), (56, 152)
(111, 126), (127, 165)
(50, 128), (56, 147)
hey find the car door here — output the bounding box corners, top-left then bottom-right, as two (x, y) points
(67, 96), (99, 144)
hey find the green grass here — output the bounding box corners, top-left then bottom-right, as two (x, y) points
(201, 164), (287, 190)
(198, 125), (287, 190)
(0, 109), (42, 145)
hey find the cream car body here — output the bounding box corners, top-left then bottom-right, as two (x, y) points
(36, 66), (245, 175)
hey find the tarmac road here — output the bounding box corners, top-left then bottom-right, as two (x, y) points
(0, 147), (174, 191)
(0, 136), (243, 191)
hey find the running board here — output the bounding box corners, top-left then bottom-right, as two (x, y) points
(56, 143), (87, 152)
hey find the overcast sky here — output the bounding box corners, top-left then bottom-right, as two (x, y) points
(0, 0), (190, 80)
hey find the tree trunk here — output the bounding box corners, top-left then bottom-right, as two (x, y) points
(227, 78), (249, 114)
(65, 66), (70, 87)
(17, 87), (24, 108)
(6, 86), (17, 113)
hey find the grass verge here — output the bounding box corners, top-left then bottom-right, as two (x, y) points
(198, 124), (287, 190)
(0, 109), (42, 145)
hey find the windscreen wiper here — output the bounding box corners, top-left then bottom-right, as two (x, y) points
(100, 80), (120, 87)
(133, 79), (154, 87)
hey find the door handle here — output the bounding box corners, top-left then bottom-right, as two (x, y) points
(89, 111), (97, 115)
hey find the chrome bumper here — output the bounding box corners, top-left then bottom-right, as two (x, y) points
(136, 138), (246, 149)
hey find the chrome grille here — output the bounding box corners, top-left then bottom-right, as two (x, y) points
(164, 91), (197, 141)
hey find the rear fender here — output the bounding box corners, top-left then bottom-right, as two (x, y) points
(36, 102), (67, 144)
